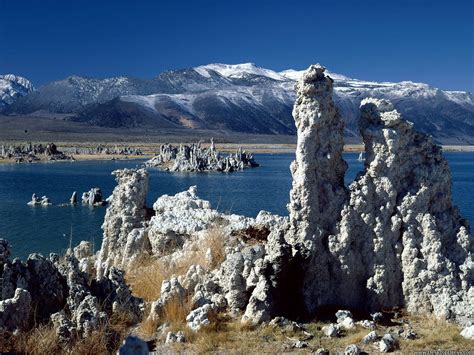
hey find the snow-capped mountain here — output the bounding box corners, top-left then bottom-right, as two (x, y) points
(4, 63), (474, 143)
(0, 74), (34, 108)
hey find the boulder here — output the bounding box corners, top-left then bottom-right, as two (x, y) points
(165, 330), (186, 343)
(1, 253), (67, 320)
(344, 344), (361, 355)
(186, 303), (213, 331)
(460, 324), (474, 339)
(322, 323), (340, 338)
(362, 330), (379, 344)
(51, 311), (76, 342)
(73, 241), (93, 260)
(358, 319), (376, 329)
(378, 333), (398, 352)
(27, 193), (51, 206)
(0, 288), (31, 331)
(336, 310), (355, 329)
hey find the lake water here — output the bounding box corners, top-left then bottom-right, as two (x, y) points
(0, 153), (473, 258)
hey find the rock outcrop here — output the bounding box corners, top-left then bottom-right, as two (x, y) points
(92, 64), (472, 332)
(2, 63), (471, 349)
(286, 64), (349, 314)
(96, 169), (149, 278)
(0, 238), (142, 338)
(95, 175), (287, 272)
(330, 98), (473, 321)
(27, 193), (51, 206)
(0, 288), (32, 331)
(283, 66), (473, 324)
(93, 169), (288, 329)
(82, 187), (107, 206)
(0, 142), (73, 163)
(288, 64), (348, 247)
(145, 139), (259, 172)
(70, 144), (143, 156)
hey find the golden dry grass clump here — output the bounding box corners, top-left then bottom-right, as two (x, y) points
(126, 225), (228, 338)
(126, 225), (227, 303)
(0, 310), (133, 355)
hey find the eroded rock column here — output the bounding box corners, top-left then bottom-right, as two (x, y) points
(288, 64), (347, 248)
(96, 168), (149, 278)
(333, 98), (473, 322)
(288, 64), (348, 313)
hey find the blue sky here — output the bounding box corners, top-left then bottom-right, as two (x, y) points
(1, 0), (473, 90)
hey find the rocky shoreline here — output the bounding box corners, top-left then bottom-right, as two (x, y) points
(0, 143), (144, 164)
(0, 142), (74, 163)
(0, 64), (472, 353)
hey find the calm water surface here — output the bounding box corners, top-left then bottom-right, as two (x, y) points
(0, 153), (472, 258)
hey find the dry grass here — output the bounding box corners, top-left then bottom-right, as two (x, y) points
(398, 314), (474, 351)
(204, 226), (227, 269)
(129, 225), (228, 339)
(123, 224), (473, 353)
(0, 324), (111, 355)
(163, 296), (193, 329)
(0, 325), (62, 354)
(138, 304), (160, 338)
(0, 309), (135, 355)
(126, 255), (169, 302)
(126, 225), (227, 304)
(69, 328), (111, 355)
(193, 312), (236, 353)
(152, 313), (474, 353)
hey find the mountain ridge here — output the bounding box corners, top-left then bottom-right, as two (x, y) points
(0, 74), (34, 108)
(2, 63), (473, 143)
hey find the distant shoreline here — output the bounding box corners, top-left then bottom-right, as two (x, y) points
(1, 143), (474, 165)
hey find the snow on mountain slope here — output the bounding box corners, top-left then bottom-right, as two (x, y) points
(195, 63), (286, 81)
(5, 63), (474, 143)
(280, 68), (350, 81)
(0, 74), (34, 107)
(3, 75), (168, 114)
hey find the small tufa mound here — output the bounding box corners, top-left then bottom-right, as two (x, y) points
(81, 187), (107, 206)
(27, 193), (51, 206)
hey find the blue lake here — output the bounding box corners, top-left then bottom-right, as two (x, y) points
(0, 152), (473, 258)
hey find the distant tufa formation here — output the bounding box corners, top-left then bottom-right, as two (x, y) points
(145, 139), (259, 172)
(1, 64), (472, 347)
(69, 144), (143, 156)
(81, 188), (107, 206)
(27, 188), (107, 207)
(0, 142), (73, 163)
(27, 193), (52, 206)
